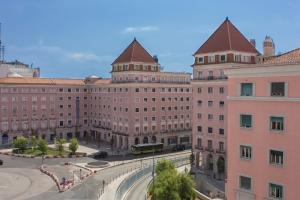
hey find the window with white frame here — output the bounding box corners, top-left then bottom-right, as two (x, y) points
(269, 183), (283, 199)
(208, 55), (215, 63)
(240, 145), (252, 159)
(220, 54), (227, 62)
(241, 83), (253, 96)
(270, 150), (284, 165)
(208, 114), (213, 120)
(198, 57), (204, 63)
(239, 176), (251, 191)
(271, 82), (285, 97)
(270, 116), (284, 131)
(240, 114), (252, 128)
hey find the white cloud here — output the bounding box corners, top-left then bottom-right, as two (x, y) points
(122, 26), (158, 33)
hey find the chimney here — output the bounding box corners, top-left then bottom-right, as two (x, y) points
(153, 55), (158, 63)
(250, 39), (256, 47)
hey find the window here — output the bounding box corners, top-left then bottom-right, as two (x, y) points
(135, 88), (140, 92)
(219, 115), (224, 121)
(219, 142), (224, 151)
(269, 183), (283, 199)
(197, 126), (202, 132)
(205, 141), (212, 150)
(208, 55), (215, 63)
(208, 71), (213, 79)
(197, 100), (202, 106)
(219, 101), (224, 107)
(219, 128), (224, 135)
(208, 114), (213, 120)
(271, 82), (285, 97)
(270, 117), (284, 131)
(240, 145), (252, 159)
(208, 101), (213, 107)
(208, 87), (213, 93)
(241, 83), (253, 96)
(208, 127), (213, 133)
(197, 87), (202, 93)
(197, 138), (202, 147)
(198, 57), (204, 63)
(220, 55), (227, 62)
(135, 108), (139, 112)
(219, 87), (224, 94)
(239, 176), (251, 191)
(270, 150), (284, 165)
(197, 113), (202, 119)
(59, 121), (64, 127)
(240, 114), (252, 128)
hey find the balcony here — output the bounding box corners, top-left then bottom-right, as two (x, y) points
(194, 145), (204, 151)
(194, 76), (228, 81)
(216, 149), (226, 155)
(205, 147), (214, 153)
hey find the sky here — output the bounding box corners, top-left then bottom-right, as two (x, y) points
(0, 0), (300, 78)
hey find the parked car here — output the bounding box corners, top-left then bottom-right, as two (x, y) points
(0, 159), (3, 165)
(172, 144), (186, 151)
(93, 151), (108, 159)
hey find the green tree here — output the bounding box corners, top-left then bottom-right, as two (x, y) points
(155, 159), (176, 175)
(31, 136), (38, 150)
(37, 139), (48, 155)
(177, 172), (196, 200)
(149, 159), (196, 200)
(69, 138), (79, 155)
(151, 170), (180, 200)
(12, 136), (28, 153)
(55, 138), (66, 155)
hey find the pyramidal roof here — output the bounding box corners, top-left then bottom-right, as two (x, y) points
(112, 38), (156, 65)
(194, 18), (260, 55)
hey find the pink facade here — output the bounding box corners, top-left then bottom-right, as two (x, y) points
(226, 63), (300, 200)
(192, 18), (259, 180)
(0, 39), (192, 150)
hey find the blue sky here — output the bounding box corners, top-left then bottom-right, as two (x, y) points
(1, 0), (300, 78)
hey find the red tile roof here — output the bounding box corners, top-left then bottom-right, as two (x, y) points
(194, 18), (260, 55)
(112, 38), (156, 64)
(262, 48), (300, 65)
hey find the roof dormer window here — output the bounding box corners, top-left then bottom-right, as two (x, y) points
(198, 57), (204, 64)
(220, 55), (227, 62)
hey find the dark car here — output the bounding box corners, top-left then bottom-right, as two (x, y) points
(172, 144), (186, 151)
(93, 151), (108, 159)
(0, 159), (3, 166)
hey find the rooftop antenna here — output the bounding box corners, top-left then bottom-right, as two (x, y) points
(0, 22), (2, 61)
(0, 23), (4, 62)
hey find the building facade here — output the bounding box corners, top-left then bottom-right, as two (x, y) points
(192, 18), (259, 179)
(0, 60), (40, 78)
(226, 49), (300, 200)
(0, 39), (192, 150)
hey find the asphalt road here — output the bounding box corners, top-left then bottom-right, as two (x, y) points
(124, 175), (152, 200)
(0, 150), (191, 200)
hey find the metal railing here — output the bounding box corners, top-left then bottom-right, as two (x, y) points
(115, 155), (190, 200)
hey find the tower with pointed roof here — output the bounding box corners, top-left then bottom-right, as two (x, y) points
(111, 38), (159, 72)
(192, 18), (260, 182)
(263, 35), (275, 57)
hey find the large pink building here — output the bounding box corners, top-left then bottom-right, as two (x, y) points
(192, 18), (259, 179)
(0, 38), (192, 150)
(226, 49), (300, 200)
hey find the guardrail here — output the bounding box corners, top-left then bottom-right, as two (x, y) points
(115, 155), (190, 200)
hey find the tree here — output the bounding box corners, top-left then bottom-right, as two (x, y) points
(69, 138), (79, 155)
(177, 172), (196, 200)
(31, 136), (38, 150)
(151, 170), (180, 200)
(12, 136), (28, 153)
(55, 138), (66, 155)
(149, 159), (196, 200)
(155, 159), (176, 175)
(37, 139), (48, 155)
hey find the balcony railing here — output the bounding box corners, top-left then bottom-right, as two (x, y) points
(194, 145), (204, 151)
(216, 149), (226, 154)
(205, 147), (214, 153)
(194, 76), (228, 81)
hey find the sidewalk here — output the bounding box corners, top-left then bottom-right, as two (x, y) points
(99, 169), (138, 200)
